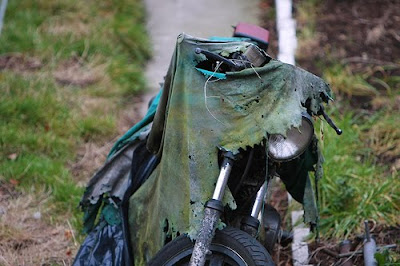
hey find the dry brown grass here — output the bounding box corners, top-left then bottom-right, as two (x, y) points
(0, 54), (43, 72)
(70, 142), (113, 186)
(41, 16), (91, 38)
(116, 95), (146, 133)
(364, 110), (400, 172)
(53, 57), (107, 87)
(0, 183), (78, 265)
(68, 92), (146, 183)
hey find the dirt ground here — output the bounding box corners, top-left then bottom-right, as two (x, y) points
(296, 0), (400, 75)
(0, 181), (77, 265)
(309, 224), (400, 265)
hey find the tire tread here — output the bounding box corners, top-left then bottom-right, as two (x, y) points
(149, 227), (274, 265)
(217, 227), (273, 265)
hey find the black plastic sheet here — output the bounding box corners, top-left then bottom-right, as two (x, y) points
(73, 222), (125, 266)
(74, 139), (159, 266)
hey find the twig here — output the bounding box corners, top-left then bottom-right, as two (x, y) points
(67, 220), (78, 247)
(338, 249), (359, 266)
(0, 255), (11, 266)
(338, 244), (397, 258)
(335, 246), (363, 266)
(389, 29), (400, 43)
(19, 162), (33, 179)
(321, 248), (339, 258)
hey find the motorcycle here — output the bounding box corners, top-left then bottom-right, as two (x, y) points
(73, 23), (342, 266)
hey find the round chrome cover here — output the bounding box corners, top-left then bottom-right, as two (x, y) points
(268, 115), (314, 161)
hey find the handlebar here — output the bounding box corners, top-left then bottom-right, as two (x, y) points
(195, 48), (245, 71)
(319, 104), (343, 135)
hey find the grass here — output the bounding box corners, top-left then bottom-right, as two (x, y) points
(0, 73), (82, 212)
(316, 113), (400, 238)
(1, 0), (149, 95)
(295, 0), (323, 64)
(323, 64), (379, 97)
(296, 0), (320, 41)
(363, 111), (400, 164)
(0, 0), (149, 261)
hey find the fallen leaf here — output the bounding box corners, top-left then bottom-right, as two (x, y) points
(9, 179), (19, 186)
(366, 24), (385, 44)
(64, 230), (73, 240)
(8, 153), (18, 160)
(391, 158), (400, 172)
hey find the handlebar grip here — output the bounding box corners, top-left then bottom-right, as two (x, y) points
(320, 104), (343, 135)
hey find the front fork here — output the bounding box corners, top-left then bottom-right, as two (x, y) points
(189, 152), (269, 266)
(189, 152), (234, 266)
(241, 181), (268, 237)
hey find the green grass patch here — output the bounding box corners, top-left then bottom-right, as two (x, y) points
(360, 108), (400, 165)
(322, 63), (400, 97)
(295, 0), (323, 62)
(316, 113), (400, 239)
(0, 0), (150, 95)
(77, 114), (116, 141)
(323, 64), (379, 97)
(0, 0), (149, 229)
(296, 0), (321, 40)
(0, 73), (76, 158)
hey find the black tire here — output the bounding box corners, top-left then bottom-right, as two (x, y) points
(148, 227), (274, 266)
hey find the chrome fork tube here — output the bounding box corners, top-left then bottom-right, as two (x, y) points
(189, 154), (234, 266)
(212, 161), (233, 200)
(240, 180), (268, 237)
(251, 181), (268, 218)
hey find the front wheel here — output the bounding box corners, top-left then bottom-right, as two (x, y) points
(149, 227), (274, 266)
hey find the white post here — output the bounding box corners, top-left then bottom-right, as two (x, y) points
(0, 0), (8, 36)
(275, 0), (311, 265)
(275, 0), (297, 65)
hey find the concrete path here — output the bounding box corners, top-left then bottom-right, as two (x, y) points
(140, 0), (260, 116)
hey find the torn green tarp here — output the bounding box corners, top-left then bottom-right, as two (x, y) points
(128, 34), (331, 265)
(108, 90), (162, 158)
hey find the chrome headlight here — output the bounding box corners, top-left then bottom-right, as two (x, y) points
(268, 114), (314, 161)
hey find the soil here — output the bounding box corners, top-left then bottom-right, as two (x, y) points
(267, 180), (293, 265)
(0, 54), (42, 72)
(54, 57), (102, 87)
(309, 225), (400, 265)
(294, 0), (400, 114)
(296, 0), (400, 75)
